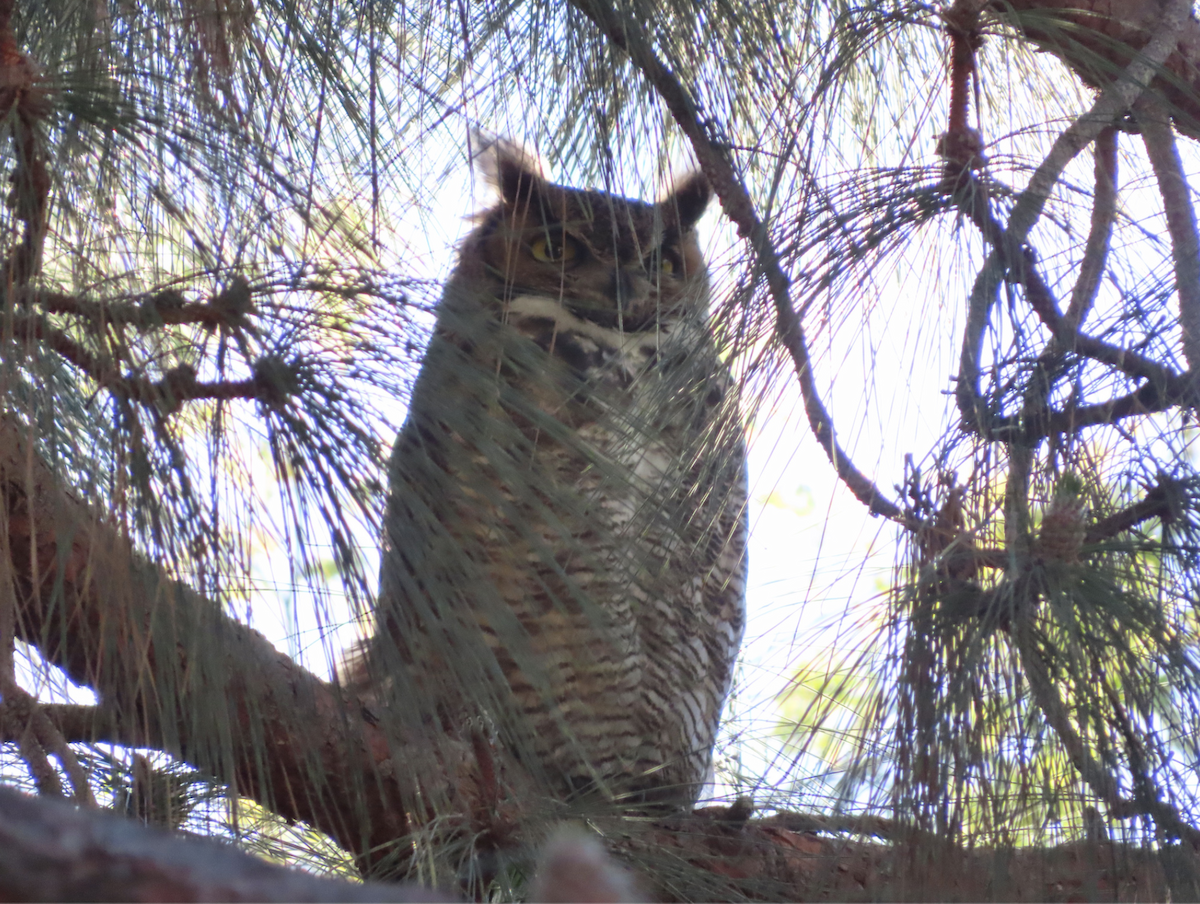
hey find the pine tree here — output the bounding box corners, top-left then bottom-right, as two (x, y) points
(3, 0), (1200, 899)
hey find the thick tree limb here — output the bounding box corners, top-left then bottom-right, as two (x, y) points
(0, 785), (444, 902)
(0, 412), (431, 863)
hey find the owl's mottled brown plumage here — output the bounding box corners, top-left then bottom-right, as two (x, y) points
(354, 142), (746, 808)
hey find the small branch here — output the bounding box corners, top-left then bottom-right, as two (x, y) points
(1102, 676), (1200, 845)
(0, 688), (94, 805)
(1085, 478), (1185, 543)
(1065, 126), (1117, 330)
(9, 313), (145, 402)
(0, 680), (63, 799)
(956, 243), (1005, 432)
(956, 1), (1188, 429)
(989, 375), (1192, 442)
(28, 704), (95, 806)
(16, 279), (256, 333)
(1013, 611), (1138, 819)
(953, 173), (1190, 437)
(7, 312), (287, 412)
(1135, 94), (1200, 371)
(994, 200), (1177, 388)
(566, 0), (902, 520)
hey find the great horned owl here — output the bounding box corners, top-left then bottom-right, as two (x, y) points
(354, 141), (746, 809)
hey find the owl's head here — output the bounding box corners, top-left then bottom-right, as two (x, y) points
(472, 140), (712, 330)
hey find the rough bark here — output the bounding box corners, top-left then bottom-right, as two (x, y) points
(0, 412), (427, 864)
(0, 785), (446, 903)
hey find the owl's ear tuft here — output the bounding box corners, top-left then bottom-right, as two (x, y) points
(663, 172), (712, 231)
(476, 135), (547, 208)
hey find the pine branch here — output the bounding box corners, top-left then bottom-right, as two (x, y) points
(1136, 93), (1200, 370)
(952, 169), (1193, 439)
(1065, 126), (1118, 330)
(1085, 476), (1188, 543)
(989, 377), (1189, 442)
(956, 0), (1189, 431)
(1012, 611), (1139, 819)
(15, 280), (256, 333)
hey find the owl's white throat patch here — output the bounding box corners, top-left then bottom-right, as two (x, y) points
(505, 293), (667, 357)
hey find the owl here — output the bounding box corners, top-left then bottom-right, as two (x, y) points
(354, 141), (746, 810)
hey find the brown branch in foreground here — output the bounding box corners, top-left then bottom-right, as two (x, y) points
(0, 785), (444, 903)
(0, 412), (425, 864)
(0, 783), (1176, 903)
(566, 0), (903, 521)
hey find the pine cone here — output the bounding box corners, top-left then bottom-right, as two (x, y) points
(1039, 482), (1087, 564)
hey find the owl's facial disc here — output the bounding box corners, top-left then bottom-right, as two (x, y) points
(482, 163), (709, 332)
(513, 221), (693, 329)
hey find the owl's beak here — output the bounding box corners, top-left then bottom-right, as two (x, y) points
(607, 267), (652, 315)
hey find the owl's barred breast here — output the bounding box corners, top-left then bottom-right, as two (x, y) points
(358, 143), (747, 808)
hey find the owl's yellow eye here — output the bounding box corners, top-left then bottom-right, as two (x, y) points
(530, 234), (579, 263)
(647, 247), (679, 275)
